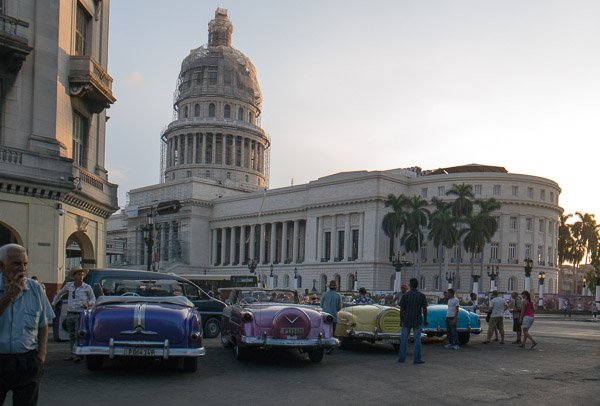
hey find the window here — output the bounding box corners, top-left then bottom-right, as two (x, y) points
(508, 277), (516, 291)
(284, 274), (289, 288)
(525, 218), (532, 231)
(351, 230), (359, 260)
(238, 108), (243, 121)
(421, 188), (427, 199)
(539, 219), (544, 232)
(527, 187), (534, 198)
(194, 104), (200, 117)
(208, 103), (215, 117)
(205, 170), (210, 178)
(537, 246), (543, 262)
(493, 185), (501, 196)
(324, 232), (331, 261)
(510, 217), (517, 229)
(184, 106), (188, 118)
(245, 175), (249, 182)
(224, 104), (231, 119)
(525, 244), (532, 259)
(208, 66), (218, 85)
(186, 171), (191, 178)
(550, 192), (554, 202)
(249, 111), (254, 124)
(195, 68), (204, 85)
(75, 3), (91, 56)
(508, 243), (516, 259)
(420, 246), (427, 262)
(226, 172), (230, 180)
(540, 190), (546, 200)
(548, 247), (553, 264)
(72, 111), (88, 167)
(337, 231), (345, 260)
(438, 186), (445, 197)
(224, 71), (232, 86)
(474, 185), (482, 196)
(512, 186), (518, 196)
(494, 216), (501, 229)
(490, 243), (499, 261)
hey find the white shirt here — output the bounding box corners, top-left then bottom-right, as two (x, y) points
(446, 297), (460, 317)
(52, 281), (95, 312)
(490, 296), (507, 317)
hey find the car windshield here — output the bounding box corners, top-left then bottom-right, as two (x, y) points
(114, 279), (185, 297)
(236, 290), (297, 304)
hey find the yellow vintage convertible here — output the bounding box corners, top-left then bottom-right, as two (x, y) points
(335, 304), (402, 349)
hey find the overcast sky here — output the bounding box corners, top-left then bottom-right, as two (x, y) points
(106, 0), (600, 219)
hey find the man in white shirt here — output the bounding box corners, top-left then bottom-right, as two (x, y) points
(483, 290), (507, 344)
(52, 267), (95, 362)
(444, 288), (460, 349)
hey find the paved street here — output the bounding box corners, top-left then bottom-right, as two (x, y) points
(24, 317), (600, 405)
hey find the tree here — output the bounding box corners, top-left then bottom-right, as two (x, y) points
(462, 213), (493, 281)
(446, 183), (475, 278)
(558, 214), (575, 266)
(382, 194), (409, 248)
(474, 198), (501, 277)
(428, 205), (458, 288)
(403, 195), (430, 278)
(573, 212), (599, 265)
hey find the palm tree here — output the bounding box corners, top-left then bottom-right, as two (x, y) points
(474, 198), (500, 276)
(403, 195), (430, 278)
(429, 197), (451, 288)
(446, 183), (475, 277)
(558, 214), (575, 267)
(573, 212), (599, 265)
(428, 207), (458, 289)
(462, 213), (493, 285)
(382, 194), (409, 253)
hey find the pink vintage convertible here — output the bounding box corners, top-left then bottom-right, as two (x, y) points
(220, 288), (339, 362)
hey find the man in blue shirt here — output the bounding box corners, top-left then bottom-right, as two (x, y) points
(0, 243), (54, 405)
(320, 280), (342, 354)
(354, 287), (374, 304)
(398, 278), (428, 364)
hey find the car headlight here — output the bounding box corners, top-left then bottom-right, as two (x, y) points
(190, 331), (201, 340)
(324, 314), (334, 323)
(242, 312), (253, 322)
(77, 329), (88, 338)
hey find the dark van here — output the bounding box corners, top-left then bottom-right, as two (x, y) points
(52, 268), (226, 341)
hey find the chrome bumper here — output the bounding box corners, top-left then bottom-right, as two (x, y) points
(347, 330), (402, 341)
(241, 333), (339, 348)
(75, 338), (206, 359)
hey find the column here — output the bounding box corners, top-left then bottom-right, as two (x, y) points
(222, 134), (227, 165)
(240, 137), (245, 168)
(220, 227), (227, 265)
(211, 134), (216, 164)
(317, 217), (324, 261)
(240, 226), (246, 264)
(344, 213), (351, 262)
(230, 226), (236, 265)
(292, 220), (299, 263)
(193, 133), (198, 164)
(249, 225), (256, 261)
(201, 134), (206, 164)
(179, 134), (185, 165)
(259, 224), (266, 264)
(270, 223), (277, 263)
(331, 215), (338, 261)
(358, 213), (365, 260)
(281, 221), (289, 263)
(212, 229), (218, 265)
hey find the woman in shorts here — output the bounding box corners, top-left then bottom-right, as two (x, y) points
(519, 290), (538, 349)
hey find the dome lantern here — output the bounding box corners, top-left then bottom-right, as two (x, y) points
(208, 8), (233, 47)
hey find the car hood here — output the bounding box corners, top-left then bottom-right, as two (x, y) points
(338, 304), (401, 333)
(91, 302), (192, 344)
(244, 303), (323, 328)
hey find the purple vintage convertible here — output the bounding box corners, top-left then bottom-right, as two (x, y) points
(75, 280), (206, 372)
(220, 288), (339, 362)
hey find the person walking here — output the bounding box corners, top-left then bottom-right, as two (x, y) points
(482, 290), (507, 344)
(398, 278), (428, 364)
(0, 243), (55, 405)
(510, 291), (523, 344)
(591, 302), (598, 319)
(320, 280), (342, 354)
(520, 290), (538, 349)
(393, 284), (408, 305)
(354, 287), (374, 304)
(444, 288), (460, 349)
(468, 292), (478, 314)
(52, 266), (95, 362)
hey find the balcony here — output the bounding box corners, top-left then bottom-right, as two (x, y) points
(69, 56), (116, 113)
(0, 13), (32, 73)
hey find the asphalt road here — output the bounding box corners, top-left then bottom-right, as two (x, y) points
(17, 316), (600, 406)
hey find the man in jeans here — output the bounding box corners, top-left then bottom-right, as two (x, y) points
(483, 290), (507, 344)
(398, 278), (428, 364)
(444, 288), (460, 349)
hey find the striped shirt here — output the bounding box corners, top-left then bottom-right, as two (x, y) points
(399, 289), (428, 328)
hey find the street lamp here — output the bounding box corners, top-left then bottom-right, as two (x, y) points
(582, 277), (587, 296)
(487, 265), (500, 292)
(293, 267), (298, 290)
(354, 270), (358, 291)
(391, 251), (413, 293)
(524, 258), (533, 292)
(247, 258), (258, 274)
(471, 267), (481, 295)
(268, 264), (274, 289)
(446, 271), (456, 289)
(142, 213), (154, 272)
(538, 271), (546, 307)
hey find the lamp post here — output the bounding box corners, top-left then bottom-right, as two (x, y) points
(595, 269), (600, 308)
(247, 258), (258, 274)
(524, 258), (533, 292)
(446, 271), (456, 289)
(293, 267), (298, 290)
(268, 264), (274, 289)
(353, 270), (358, 292)
(471, 268), (481, 295)
(391, 251), (413, 293)
(538, 271), (546, 307)
(582, 277), (587, 296)
(487, 265), (499, 292)
(142, 213), (154, 272)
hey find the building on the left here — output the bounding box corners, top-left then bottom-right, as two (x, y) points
(0, 0), (117, 297)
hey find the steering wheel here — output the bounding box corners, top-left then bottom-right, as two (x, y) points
(240, 296), (258, 305)
(121, 292), (140, 297)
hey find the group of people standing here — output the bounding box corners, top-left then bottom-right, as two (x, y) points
(483, 290), (537, 348)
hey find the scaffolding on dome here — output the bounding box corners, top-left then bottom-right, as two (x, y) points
(159, 127), (167, 184)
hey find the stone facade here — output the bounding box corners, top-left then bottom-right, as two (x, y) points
(0, 0), (118, 297)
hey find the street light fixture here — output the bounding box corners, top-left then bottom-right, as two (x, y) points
(487, 265), (500, 292)
(538, 271), (546, 307)
(446, 271), (456, 288)
(524, 258), (533, 292)
(471, 267), (481, 295)
(391, 251), (413, 293)
(142, 212), (154, 272)
(247, 258), (258, 274)
(582, 277), (587, 296)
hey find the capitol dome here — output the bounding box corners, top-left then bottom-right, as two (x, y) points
(161, 8), (270, 192)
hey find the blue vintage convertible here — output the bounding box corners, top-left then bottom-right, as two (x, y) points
(422, 304), (482, 344)
(74, 280), (206, 372)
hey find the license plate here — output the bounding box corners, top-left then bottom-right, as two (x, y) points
(125, 347), (156, 356)
(382, 339), (400, 344)
(281, 327), (304, 335)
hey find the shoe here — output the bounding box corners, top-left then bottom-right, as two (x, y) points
(73, 356), (81, 363)
(444, 344), (453, 349)
(482, 341), (490, 344)
(531, 342), (537, 349)
(452, 345), (460, 350)
(64, 356), (74, 361)
(512, 340), (521, 344)
(414, 360), (425, 364)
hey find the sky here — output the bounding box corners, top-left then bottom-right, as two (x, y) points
(105, 0), (600, 219)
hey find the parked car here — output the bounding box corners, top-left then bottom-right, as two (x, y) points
(335, 303), (402, 349)
(422, 304), (482, 345)
(52, 269), (226, 341)
(220, 288), (339, 362)
(75, 279), (206, 372)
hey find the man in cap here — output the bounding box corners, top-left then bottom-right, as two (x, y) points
(393, 284), (409, 305)
(320, 280), (342, 354)
(0, 243), (54, 405)
(52, 266), (95, 362)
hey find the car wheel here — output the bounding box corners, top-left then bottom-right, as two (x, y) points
(339, 337), (353, 350)
(182, 357), (198, 373)
(458, 332), (470, 345)
(308, 348), (324, 362)
(220, 332), (233, 348)
(204, 318), (221, 338)
(86, 355), (103, 371)
(235, 342), (249, 361)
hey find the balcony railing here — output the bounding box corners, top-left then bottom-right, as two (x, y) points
(0, 13), (32, 72)
(69, 56), (116, 113)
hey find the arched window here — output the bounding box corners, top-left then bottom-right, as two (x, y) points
(420, 276), (426, 290)
(194, 104), (200, 117)
(284, 274), (289, 288)
(184, 106), (188, 118)
(186, 171), (191, 178)
(208, 103), (215, 117)
(224, 104), (231, 118)
(334, 274), (341, 289)
(297, 275), (302, 289)
(226, 172), (231, 180)
(320, 274), (328, 292)
(347, 273), (355, 291)
(238, 108), (243, 120)
(274, 275), (278, 288)
(205, 170), (210, 178)
(508, 276), (517, 292)
(434, 275), (439, 290)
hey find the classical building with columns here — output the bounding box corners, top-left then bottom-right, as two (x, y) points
(120, 9), (562, 297)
